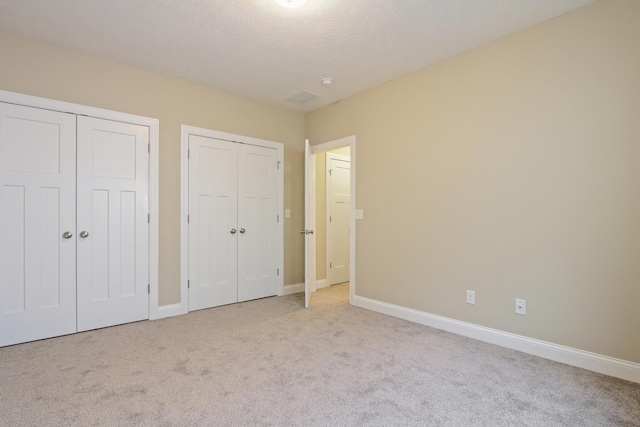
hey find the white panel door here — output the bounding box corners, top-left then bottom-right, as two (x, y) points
(303, 140), (317, 308)
(0, 102), (77, 346)
(76, 116), (149, 332)
(237, 144), (278, 302)
(327, 155), (351, 285)
(188, 135), (238, 310)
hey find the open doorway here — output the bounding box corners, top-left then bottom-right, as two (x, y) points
(304, 136), (356, 308)
(316, 148), (350, 290)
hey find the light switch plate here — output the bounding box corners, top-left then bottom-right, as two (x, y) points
(285, 209), (290, 218)
(355, 209), (364, 220)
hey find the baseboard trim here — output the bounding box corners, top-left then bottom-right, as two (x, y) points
(153, 303), (185, 320)
(316, 279), (329, 290)
(353, 295), (640, 384)
(281, 283), (304, 296)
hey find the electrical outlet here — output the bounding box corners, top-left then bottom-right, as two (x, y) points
(466, 290), (475, 305)
(515, 298), (526, 315)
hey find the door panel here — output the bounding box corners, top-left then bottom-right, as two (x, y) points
(327, 156), (351, 285)
(188, 136), (238, 310)
(3, 185), (25, 313)
(237, 144), (278, 302)
(303, 140), (317, 308)
(0, 103), (77, 346)
(76, 116), (149, 332)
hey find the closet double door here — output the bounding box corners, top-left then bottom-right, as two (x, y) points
(188, 134), (278, 311)
(0, 103), (149, 347)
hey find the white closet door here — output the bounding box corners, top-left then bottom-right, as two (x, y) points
(237, 144), (278, 302)
(188, 135), (238, 310)
(76, 116), (149, 332)
(0, 103), (77, 346)
(327, 156), (351, 285)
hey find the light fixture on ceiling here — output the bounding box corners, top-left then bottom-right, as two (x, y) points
(321, 77), (333, 86)
(275, 0), (307, 8)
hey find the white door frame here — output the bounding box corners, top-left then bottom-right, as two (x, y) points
(180, 125), (284, 314)
(307, 135), (356, 305)
(0, 89), (161, 320)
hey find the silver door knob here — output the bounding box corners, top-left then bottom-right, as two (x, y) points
(308, 230), (314, 235)
(62, 231), (73, 239)
(300, 230), (305, 235)
(239, 228), (246, 234)
(230, 228), (237, 234)
(80, 231), (89, 238)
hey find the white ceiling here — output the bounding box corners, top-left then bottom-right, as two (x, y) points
(0, 0), (595, 113)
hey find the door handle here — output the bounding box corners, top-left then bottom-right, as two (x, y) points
(239, 228), (246, 234)
(62, 231), (73, 239)
(300, 229), (315, 235)
(230, 228), (237, 234)
(79, 231), (89, 238)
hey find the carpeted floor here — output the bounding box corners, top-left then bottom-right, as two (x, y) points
(1, 283), (639, 426)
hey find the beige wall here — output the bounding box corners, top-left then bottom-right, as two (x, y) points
(316, 147), (351, 281)
(306, 0), (640, 363)
(0, 31), (306, 306)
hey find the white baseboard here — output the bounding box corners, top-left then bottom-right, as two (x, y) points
(316, 279), (329, 290)
(353, 295), (640, 384)
(156, 282), (305, 318)
(281, 282), (304, 296)
(152, 303), (186, 320)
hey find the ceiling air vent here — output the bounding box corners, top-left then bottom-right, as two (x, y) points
(286, 90), (320, 104)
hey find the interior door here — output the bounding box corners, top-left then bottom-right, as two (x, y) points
(188, 135), (238, 310)
(303, 140), (317, 308)
(237, 143), (278, 302)
(0, 102), (77, 346)
(76, 116), (149, 331)
(327, 155), (350, 285)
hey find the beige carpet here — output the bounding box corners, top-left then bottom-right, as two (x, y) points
(1, 283), (638, 426)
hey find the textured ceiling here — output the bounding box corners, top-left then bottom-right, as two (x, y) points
(0, 0), (595, 113)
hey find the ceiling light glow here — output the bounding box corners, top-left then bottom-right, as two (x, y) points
(275, 0), (307, 8)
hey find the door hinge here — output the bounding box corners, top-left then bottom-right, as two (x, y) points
(188, 149), (190, 159)
(148, 143), (150, 153)
(188, 279), (190, 288)
(187, 214), (190, 224)
(277, 161), (281, 170)
(148, 213), (150, 223)
(329, 169), (332, 176)
(330, 216), (332, 222)
(148, 284), (150, 294)
(330, 262), (332, 268)
(277, 268), (280, 276)
(277, 214), (279, 223)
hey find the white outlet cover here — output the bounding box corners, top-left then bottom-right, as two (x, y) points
(515, 298), (526, 315)
(285, 209), (291, 218)
(466, 290), (475, 305)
